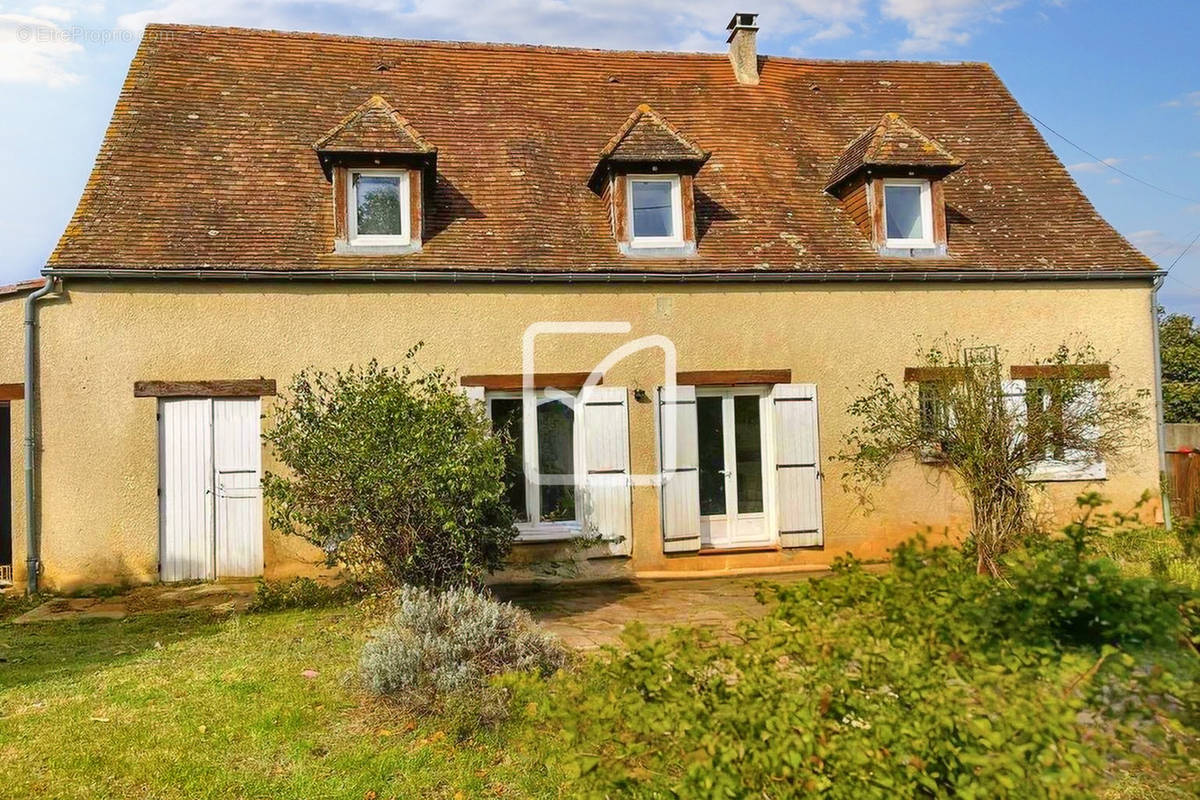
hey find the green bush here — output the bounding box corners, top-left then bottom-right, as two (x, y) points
(360, 585), (567, 718)
(507, 528), (1199, 797)
(248, 577), (360, 612)
(262, 352), (517, 590)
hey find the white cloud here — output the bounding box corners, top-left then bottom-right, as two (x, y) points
(1163, 90), (1200, 114)
(1066, 156), (1121, 175)
(30, 5), (74, 22)
(881, 0), (1022, 53)
(809, 20), (854, 41)
(0, 12), (84, 87)
(116, 1), (867, 52)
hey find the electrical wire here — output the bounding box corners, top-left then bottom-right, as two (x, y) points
(1026, 112), (1200, 205)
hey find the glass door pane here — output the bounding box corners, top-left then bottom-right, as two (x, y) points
(733, 395), (764, 514)
(489, 398), (528, 522)
(537, 398), (576, 522)
(696, 395), (727, 516)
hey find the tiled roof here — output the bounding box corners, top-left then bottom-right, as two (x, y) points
(313, 94), (436, 154)
(0, 277), (47, 298)
(598, 104), (710, 163)
(48, 25), (1156, 275)
(827, 112), (963, 191)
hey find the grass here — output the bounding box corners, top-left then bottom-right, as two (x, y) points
(0, 605), (558, 799)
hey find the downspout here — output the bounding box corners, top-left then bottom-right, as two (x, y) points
(1151, 274), (1171, 530)
(24, 277), (56, 594)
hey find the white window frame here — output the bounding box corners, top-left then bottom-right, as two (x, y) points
(627, 174), (685, 248)
(882, 178), (934, 249)
(486, 390), (585, 541)
(1023, 379), (1107, 482)
(347, 169), (411, 246)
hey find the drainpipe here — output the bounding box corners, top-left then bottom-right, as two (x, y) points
(24, 277), (56, 594)
(1151, 274), (1171, 531)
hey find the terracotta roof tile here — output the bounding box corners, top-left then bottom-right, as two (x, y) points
(47, 24), (1156, 275)
(599, 104), (709, 163)
(313, 94), (435, 155)
(827, 112), (963, 190)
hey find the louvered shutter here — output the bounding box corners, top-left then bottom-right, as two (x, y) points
(772, 384), (823, 548)
(581, 386), (632, 556)
(658, 385), (701, 553)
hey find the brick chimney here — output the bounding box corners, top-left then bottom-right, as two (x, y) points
(726, 12), (760, 86)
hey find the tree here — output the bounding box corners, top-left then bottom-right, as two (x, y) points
(262, 349), (518, 589)
(838, 341), (1148, 576)
(1159, 310), (1200, 423)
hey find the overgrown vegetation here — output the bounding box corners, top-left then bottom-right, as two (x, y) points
(262, 349), (518, 590)
(248, 576), (363, 611)
(1160, 310), (1200, 423)
(360, 585), (567, 723)
(511, 497), (1199, 798)
(839, 340), (1147, 574)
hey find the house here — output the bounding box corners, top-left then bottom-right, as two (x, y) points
(0, 15), (1164, 592)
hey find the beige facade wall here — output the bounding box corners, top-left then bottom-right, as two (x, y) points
(13, 278), (1161, 591)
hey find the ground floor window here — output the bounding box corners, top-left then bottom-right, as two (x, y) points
(487, 391), (581, 536)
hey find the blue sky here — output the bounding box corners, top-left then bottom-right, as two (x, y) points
(2, 1), (1198, 311)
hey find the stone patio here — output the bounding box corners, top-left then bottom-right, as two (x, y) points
(10, 572), (837, 649)
(495, 572), (828, 649)
(11, 581), (257, 624)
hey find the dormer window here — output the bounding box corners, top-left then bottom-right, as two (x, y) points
(313, 95), (436, 255)
(592, 104), (710, 257)
(629, 175), (684, 247)
(825, 113), (962, 258)
(883, 178), (933, 249)
(349, 170), (411, 246)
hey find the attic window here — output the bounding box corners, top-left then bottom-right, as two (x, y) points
(348, 169), (410, 245)
(883, 178), (933, 249)
(628, 175), (683, 247)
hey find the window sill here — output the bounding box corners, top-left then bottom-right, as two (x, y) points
(514, 523), (584, 544)
(1027, 461), (1107, 482)
(619, 241), (696, 258)
(877, 244), (948, 258)
(697, 545), (781, 556)
(333, 239), (421, 256)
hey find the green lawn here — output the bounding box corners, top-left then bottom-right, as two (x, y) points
(0, 606), (557, 800)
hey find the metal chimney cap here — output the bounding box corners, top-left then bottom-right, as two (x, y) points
(726, 12), (759, 31)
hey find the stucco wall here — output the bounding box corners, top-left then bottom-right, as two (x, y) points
(16, 279), (1161, 590)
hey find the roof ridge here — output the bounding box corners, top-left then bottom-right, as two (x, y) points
(140, 23), (994, 69)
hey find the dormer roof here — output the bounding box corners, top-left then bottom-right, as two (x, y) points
(598, 104), (710, 164)
(826, 112), (962, 193)
(313, 94), (436, 155)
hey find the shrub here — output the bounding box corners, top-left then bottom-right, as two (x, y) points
(508, 522), (1198, 797)
(988, 495), (1193, 648)
(248, 577), (361, 612)
(838, 339), (1147, 575)
(360, 585), (567, 715)
(262, 351), (518, 590)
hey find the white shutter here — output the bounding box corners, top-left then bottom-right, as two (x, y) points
(213, 398), (264, 578)
(159, 398), (214, 581)
(1002, 379), (1027, 454)
(461, 385), (486, 405)
(772, 384), (823, 548)
(658, 385), (701, 553)
(580, 386), (632, 556)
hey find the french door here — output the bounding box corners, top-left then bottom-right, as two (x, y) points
(695, 388), (772, 548)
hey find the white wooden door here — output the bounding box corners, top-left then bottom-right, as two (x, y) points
(160, 397), (262, 581)
(159, 399), (215, 581)
(213, 398), (263, 577)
